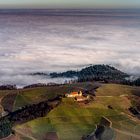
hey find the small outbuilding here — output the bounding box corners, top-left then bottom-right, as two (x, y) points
(75, 96), (89, 102)
(65, 91), (82, 98)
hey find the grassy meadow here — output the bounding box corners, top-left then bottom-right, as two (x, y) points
(0, 83), (140, 140)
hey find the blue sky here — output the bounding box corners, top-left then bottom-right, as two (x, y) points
(0, 0), (140, 9)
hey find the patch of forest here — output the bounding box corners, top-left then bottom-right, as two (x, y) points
(50, 65), (128, 82)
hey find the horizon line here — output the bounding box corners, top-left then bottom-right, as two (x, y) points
(0, 8), (140, 10)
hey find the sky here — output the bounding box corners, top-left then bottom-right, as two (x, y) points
(0, 0), (140, 9)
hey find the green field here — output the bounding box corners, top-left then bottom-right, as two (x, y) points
(0, 83), (140, 140)
(15, 98), (117, 140)
(95, 84), (137, 96)
(15, 95), (140, 140)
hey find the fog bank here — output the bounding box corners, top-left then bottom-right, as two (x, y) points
(0, 10), (140, 86)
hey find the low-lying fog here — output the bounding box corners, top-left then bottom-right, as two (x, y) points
(0, 10), (140, 87)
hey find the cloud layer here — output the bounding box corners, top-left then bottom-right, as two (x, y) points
(0, 11), (140, 86)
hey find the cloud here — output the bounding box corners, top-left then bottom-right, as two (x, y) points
(0, 12), (140, 86)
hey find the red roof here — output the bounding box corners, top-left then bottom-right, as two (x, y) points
(70, 92), (79, 95)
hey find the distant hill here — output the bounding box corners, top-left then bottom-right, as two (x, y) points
(30, 64), (140, 85)
(0, 85), (17, 90)
(50, 65), (129, 82)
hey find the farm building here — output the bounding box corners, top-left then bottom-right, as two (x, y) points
(75, 96), (89, 102)
(75, 96), (85, 102)
(65, 91), (82, 97)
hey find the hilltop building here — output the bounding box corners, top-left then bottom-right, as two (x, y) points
(75, 95), (90, 102)
(65, 91), (82, 98)
(65, 91), (90, 102)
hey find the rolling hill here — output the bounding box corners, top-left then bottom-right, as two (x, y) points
(0, 82), (140, 140)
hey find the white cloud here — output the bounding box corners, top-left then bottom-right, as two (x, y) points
(0, 13), (140, 86)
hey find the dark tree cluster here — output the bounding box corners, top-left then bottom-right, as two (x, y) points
(50, 65), (128, 83)
(23, 83), (48, 89)
(0, 118), (12, 139)
(0, 85), (17, 90)
(50, 70), (78, 78)
(78, 65), (128, 82)
(23, 83), (62, 89)
(122, 78), (140, 86)
(30, 72), (48, 76)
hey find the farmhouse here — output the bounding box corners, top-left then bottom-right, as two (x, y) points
(65, 91), (82, 97)
(75, 96), (89, 102)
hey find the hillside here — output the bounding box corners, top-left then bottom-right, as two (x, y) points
(50, 65), (129, 82)
(0, 83), (140, 140)
(15, 84), (140, 140)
